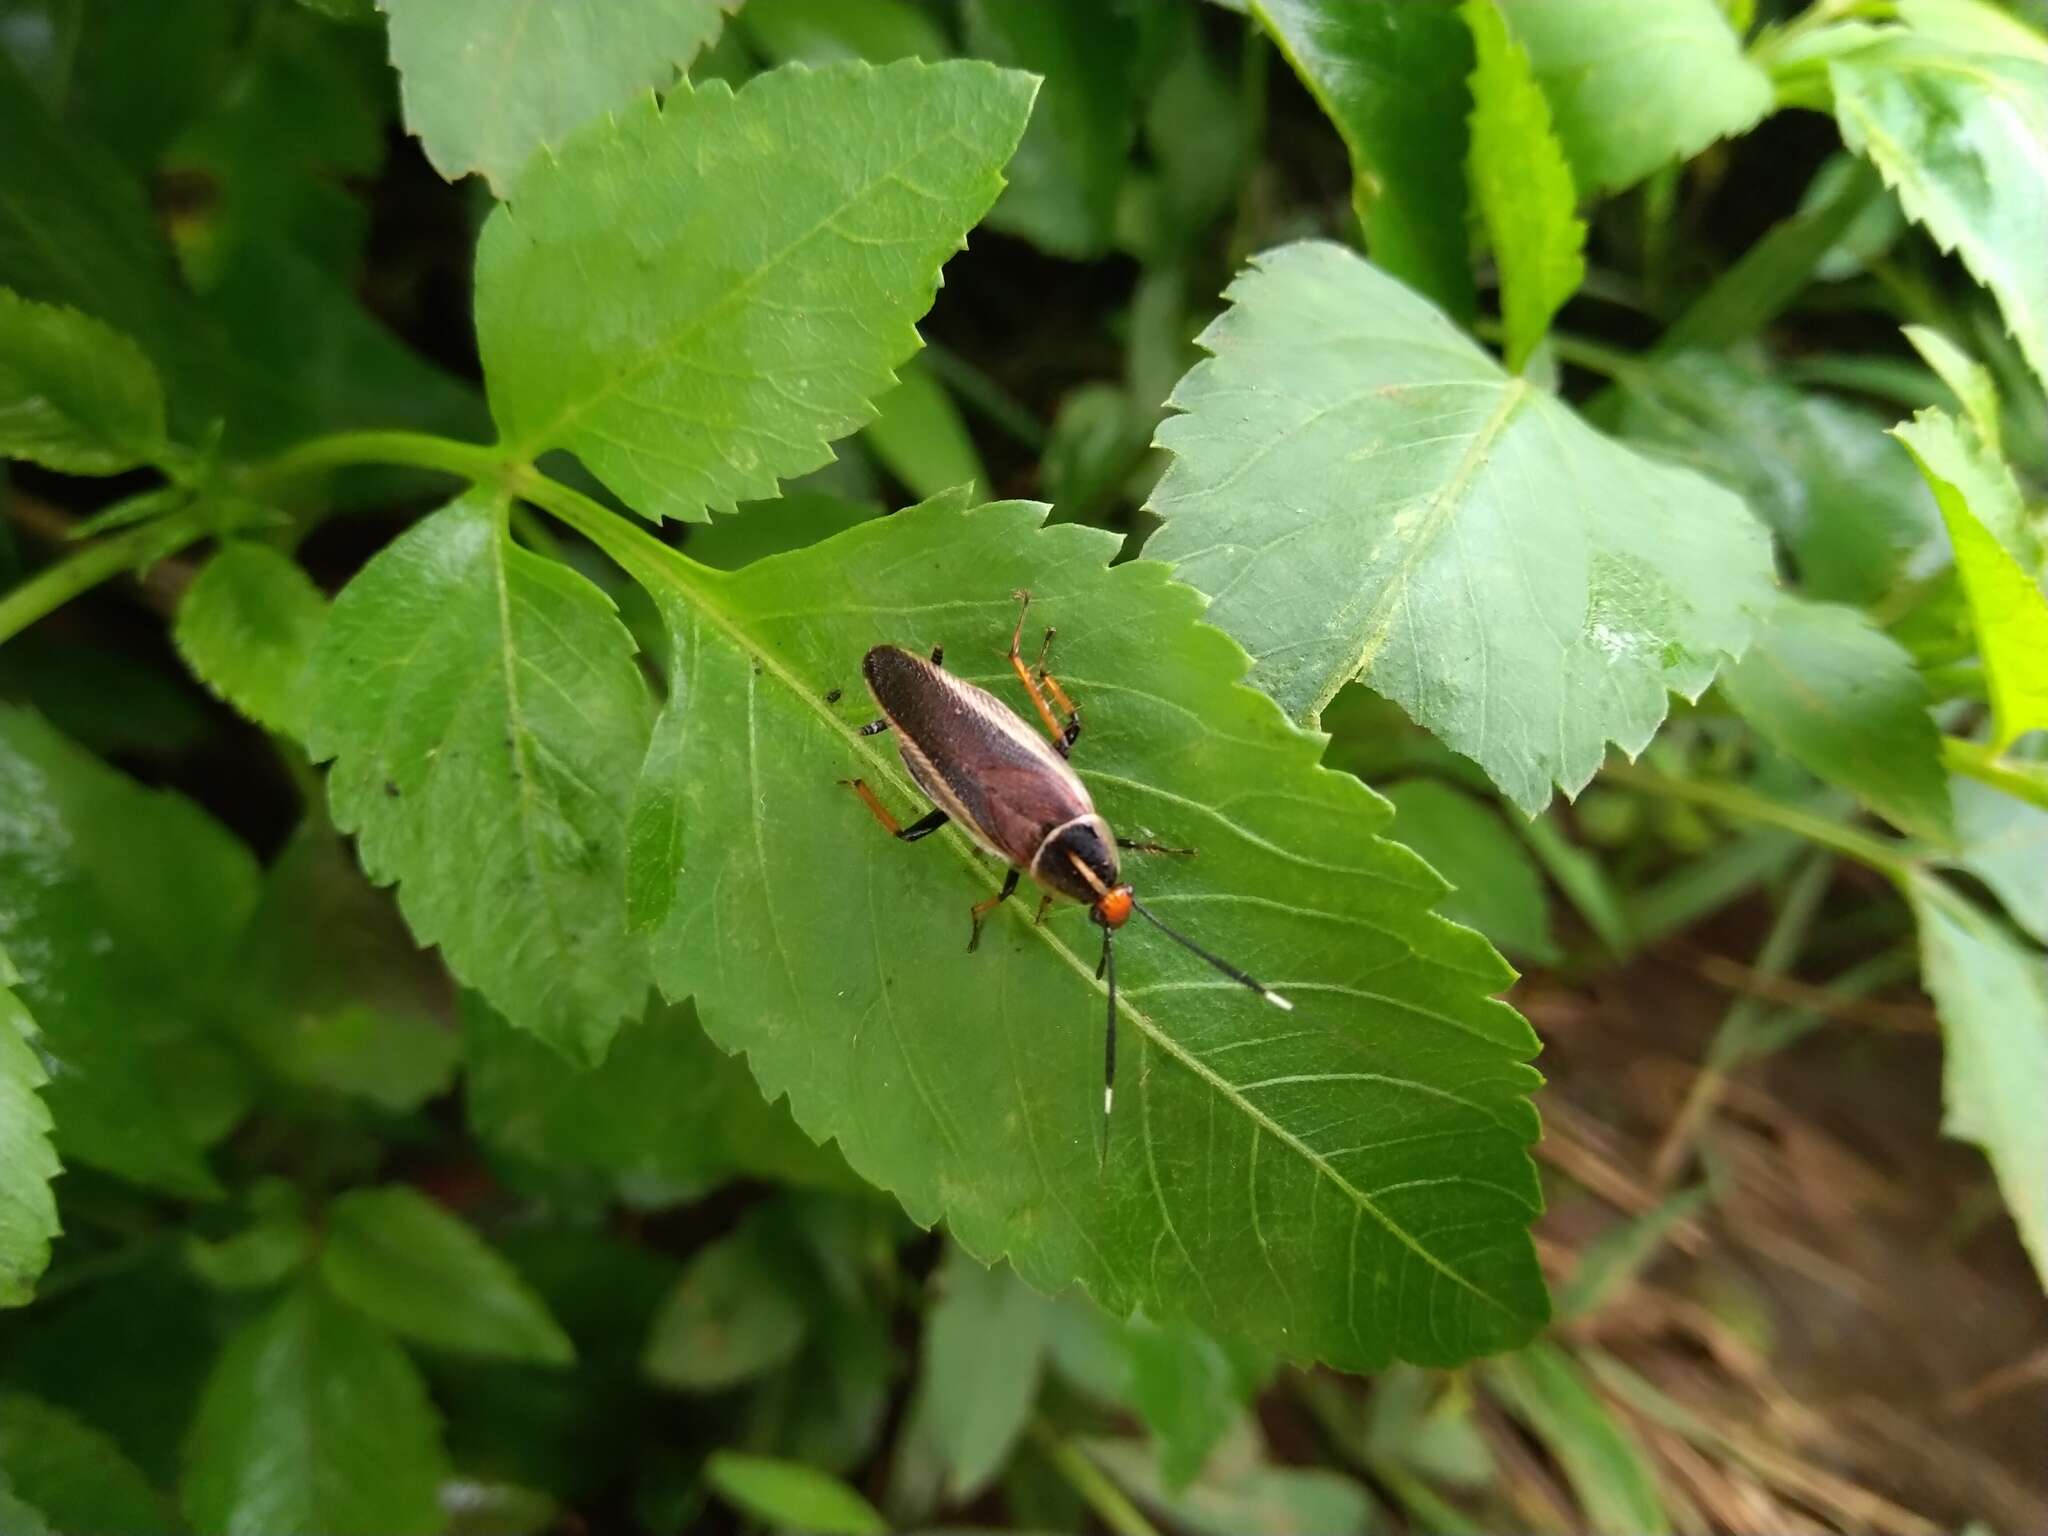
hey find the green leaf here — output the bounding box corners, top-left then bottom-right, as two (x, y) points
(1462, 0), (1585, 374)
(1086, 1428), (1378, 1536)
(1495, 0), (1771, 193)
(683, 493), (886, 574)
(0, 289), (167, 473)
(0, 706), (256, 1198)
(1554, 1188), (1709, 1321)
(1895, 412), (2048, 749)
(229, 825), (459, 1112)
(1484, 1340), (1669, 1534)
(1948, 775), (2048, 945)
(475, 61), (1035, 523)
(896, 1248), (1051, 1506)
(740, 0), (949, 65)
(1250, 0), (1476, 318)
(183, 1283), (450, 1536)
(321, 1185), (575, 1365)
(863, 357), (986, 502)
(1903, 323), (2003, 456)
(1901, 0), (2048, 61)
(1147, 242), (1775, 814)
(305, 490), (655, 1064)
(1049, 1301), (1265, 1489)
(0, 1393), (171, 1536)
(963, 0), (1135, 260)
(1614, 352), (1941, 606)
(1831, 37), (2048, 394)
(704, 1451), (887, 1536)
(0, 951), (59, 1308)
(1720, 592), (1952, 841)
(174, 541), (328, 740)
(1909, 874), (2048, 1292)
(607, 492), (1545, 1370)
(185, 1181), (316, 1292)
(465, 993), (857, 1195)
(1380, 780), (1557, 963)
(642, 1217), (809, 1391)
(381, 0), (740, 195)
(0, 1479), (50, 1536)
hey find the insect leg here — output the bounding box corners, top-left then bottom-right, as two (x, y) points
(857, 718), (891, 737)
(1116, 837), (1195, 856)
(1031, 627), (1084, 754)
(840, 778), (948, 842)
(1007, 591), (1077, 752)
(1033, 893), (1056, 926)
(966, 867), (1021, 952)
(929, 644), (945, 666)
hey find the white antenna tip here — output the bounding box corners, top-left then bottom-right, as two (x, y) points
(1265, 990), (1293, 1011)
(1104, 1085), (1114, 1116)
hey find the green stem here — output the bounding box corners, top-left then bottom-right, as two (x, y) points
(1602, 761), (1918, 878)
(0, 502), (216, 646)
(1943, 736), (2048, 812)
(1027, 1422), (1162, 1536)
(250, 429), (510, 487)
(1474, 322), (1641, 380)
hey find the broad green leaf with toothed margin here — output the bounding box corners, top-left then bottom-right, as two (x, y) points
(618, 493), (1546, 1371)
(0, 290), (167, 475)
(475, 61), (1035, 523)
(0, 954), (59, 1308)
(1832, 36), (2048, 395)
(0, 707), (254, 1199)
(1910, 874), (2048, 1293)
(182, 1283), (448, 1536)
(1146, 242), (1775, 816)
(381, 0), (742, 195)
(174, 542), (328, 741)
(305, 490), (656, 1065)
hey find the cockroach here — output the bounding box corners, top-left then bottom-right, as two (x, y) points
(841, 591), (1291, 1145)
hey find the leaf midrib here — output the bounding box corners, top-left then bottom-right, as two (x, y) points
(597, 513), (1527, 1323)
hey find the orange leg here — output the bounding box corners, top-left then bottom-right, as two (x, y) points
(840, 778), (948, 842)
(1008, 591), (1081, 754)
(967, 868), (1021, 952)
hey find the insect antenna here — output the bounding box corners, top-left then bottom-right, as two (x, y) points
(1127, 895), (1293, 1011)
(1098, 923), (1117, 1168)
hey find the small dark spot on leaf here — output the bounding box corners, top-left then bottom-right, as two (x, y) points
(384, 781), (401, 798)
(824, 687), (843, 705)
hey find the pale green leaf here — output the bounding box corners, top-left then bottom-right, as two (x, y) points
(475, 61), (1035, 523)
(1892, 403), (2036, 565)
(0, 1393), (171, 1536)
(1087, 1428), (1378, 1536)
(1381, 780), (1557, 963)
(1147, 241), (1775, 814)
(1899, 0), (2048, 63)
(1250, 0), (1476, 318)
(1903, 323), (2003, 455)
(618, 492), (1545, 1371)
(465, 993), (857, 1196)
(0, 952), (59, 1308)
(174, 541), (328, 741)
(863, 356), (986, 500)
(304, 490), (655, 1064)
(1948, 775), (2048, 944)
(1463, 0), (1585, 375)
(1832, 37), (2048, 394)
(1494, 0), (1770, 192)
(182, 1283), (450, 1536)
(1485, 1340), (1670, 1534)
(963, 0), (1135, 260)
(185, 1182), (315, 1292)
(1909, 874), (2048, 1291)
(320, 1185), (575, 1365)
(1895, 412), (2048, 748)
(1720, 592), (1952, 840)
(229, 825), (458, 1112)
(896, 1248), (1052, 1505)
(642, 1217), (809, 1391)
(380, 0), (741, 194)
(0, 1480), (49, 1536)
(740, 0), (949, 65)
(1615, 352), (1942, 605)
(0, 706), (255, 1198)
(0, 288), (166, 473)
(707, 1452), (886, 1535)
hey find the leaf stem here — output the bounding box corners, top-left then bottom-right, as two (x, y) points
(250, 429), (511, 487)
(1943, 736), (2048, 812)
(0, 500), (221, 646)
(1600, 761), (1918, 879)
(1026, 1422), (1162, 1536)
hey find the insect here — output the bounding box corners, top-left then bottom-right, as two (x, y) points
(841, 591), (1291, 1145)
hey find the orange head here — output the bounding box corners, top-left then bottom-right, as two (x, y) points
(1092, 884), (1134, 929)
